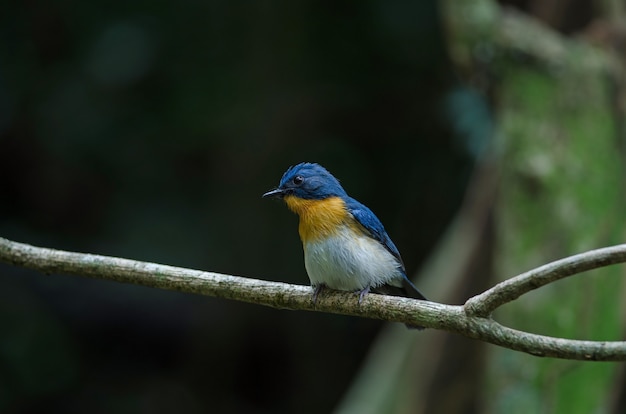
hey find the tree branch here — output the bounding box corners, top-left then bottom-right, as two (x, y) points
(1, 236), (625, 361)
(465, 245), (626, 317)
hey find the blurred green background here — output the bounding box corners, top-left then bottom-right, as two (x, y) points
(0, 1), (471, 413)
(1, 0), (625, 413)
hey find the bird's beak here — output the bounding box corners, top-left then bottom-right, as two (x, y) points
(262, 188), (285, 199)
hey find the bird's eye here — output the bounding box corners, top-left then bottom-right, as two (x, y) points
(293, 175), (304, 186)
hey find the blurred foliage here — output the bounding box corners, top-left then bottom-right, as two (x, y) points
(0, 1), (473, 413)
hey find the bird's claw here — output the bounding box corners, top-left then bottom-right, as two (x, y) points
(357, 286), (370, 304)
(312, 284), (325, 304)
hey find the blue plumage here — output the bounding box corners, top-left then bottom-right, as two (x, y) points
(277, 162), (348, 199)
(345, 196), (403, 265)
(263, 162), (427, 327)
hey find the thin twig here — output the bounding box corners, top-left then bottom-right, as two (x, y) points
(464, 244), (626, 317)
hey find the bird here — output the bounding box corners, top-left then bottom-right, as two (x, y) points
(263, 162), (427, 328)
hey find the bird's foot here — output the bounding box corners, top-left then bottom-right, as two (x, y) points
(357, 286), (370, 304)
(312, 284), (326, 304)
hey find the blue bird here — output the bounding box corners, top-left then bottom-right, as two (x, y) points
(263, 162), (427, 328)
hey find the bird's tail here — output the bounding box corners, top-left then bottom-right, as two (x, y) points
(401, 275), (427, 329)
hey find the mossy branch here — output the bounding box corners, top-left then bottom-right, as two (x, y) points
(1, 236), (625, 361)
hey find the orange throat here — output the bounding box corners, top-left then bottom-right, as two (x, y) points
(283, 196), (348, 242)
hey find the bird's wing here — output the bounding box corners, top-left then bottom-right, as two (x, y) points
(346, 197), (428, 302)
(344, 197), (405, 269)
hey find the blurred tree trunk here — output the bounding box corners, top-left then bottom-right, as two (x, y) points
(337, 0), (626, 413)
(443, 1), (626, 413)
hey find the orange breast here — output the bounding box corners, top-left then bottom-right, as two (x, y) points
(284, 196), (349, 242)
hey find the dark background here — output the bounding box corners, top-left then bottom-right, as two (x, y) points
(0, 1), (482, 413)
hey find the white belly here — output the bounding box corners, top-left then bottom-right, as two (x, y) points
(302, 225), (403, 291)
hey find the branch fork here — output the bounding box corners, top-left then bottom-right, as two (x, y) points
(1, 237), (625, 361)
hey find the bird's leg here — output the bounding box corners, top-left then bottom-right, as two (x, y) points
(312, 284), (326, 304)
(357, 286), (370, 304)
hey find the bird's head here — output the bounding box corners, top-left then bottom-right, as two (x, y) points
(263, 162), (347, 201)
